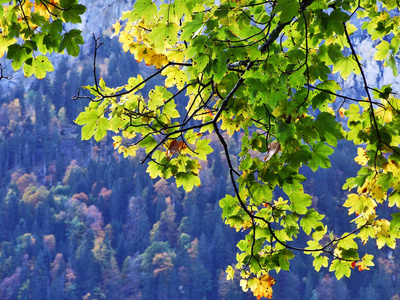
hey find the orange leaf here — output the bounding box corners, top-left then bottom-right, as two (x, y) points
(339, 108), (345, 118)
(166, 140), (186, 157)
(248, 274), (276, 300)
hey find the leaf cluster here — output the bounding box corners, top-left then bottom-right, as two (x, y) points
(5, 0), (400, 298)
(1, 0), (85, 79)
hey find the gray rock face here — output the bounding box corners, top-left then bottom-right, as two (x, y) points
(1, 1), (135, 93)
(78, 0), (134, 40)
(341, 12), (400, 96)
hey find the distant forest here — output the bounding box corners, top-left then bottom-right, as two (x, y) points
(0, 37), (399, 300)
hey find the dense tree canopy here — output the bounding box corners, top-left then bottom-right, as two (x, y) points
(2, 0), (400, 298)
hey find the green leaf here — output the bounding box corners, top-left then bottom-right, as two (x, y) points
(309, 142), (334, 171)
(390, 213), (400, 231)
(75, 109), (98, 126)
(276, 120), (295, 144)
(94, 117), (110, 142)
(139, 136), (158, 154)
(23, 56), (54, 79)
(272, 0), (299, 23)
(42, 20), (63, 41)
(290, 191), (312, 215)
(148, 22), (179, 51)
(58, 29), (84, 57)
(278, 250), (294, 271)
(313, 255), (328, 272)
(176, 172), (201, 192)
(74, 108), (109, 141)
(300, 209), (324, 235)
(194, 53), (209, 72)
(163, 101), (180, 119)
(220, 195), (240, 220)
(332, 55), (360, 79)
(337, 234), (358, 250)
(180, 12), (204, 41)
(0, 36), (17, 59)
(62, 4), (86, 24)
(195, 139), (213, 160)
(147, 161), (162, 179)
(7, 44), (30, 71)
(130, 0), (158, 22)
(374, 40), (390, 60)
(286, 147), (312, 169)
(328, 9), (350, 35)
(81, 120), (97, 141)
(60, 0), (75, 9)
(329, 260), (351, 280)
(184, 130), (200, 145)
(249, 183), (272, 206)
(148, 87), (167, 111)
(314, 112), (342, 146)
(385, 54), (398, 76)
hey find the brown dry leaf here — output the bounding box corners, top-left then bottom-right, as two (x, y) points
(264, 141), (281, 162)
(166, 140), (186, 157)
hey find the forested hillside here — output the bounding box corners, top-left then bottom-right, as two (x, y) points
(2, 0), (400, 299)
(0, 35), (399, 299)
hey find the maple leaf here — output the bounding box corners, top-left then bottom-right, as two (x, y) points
(162, 66), (188, 90)
(357, 254), (375, 271)
(23, 56), (54, 79)
(166, 140), (186, 157)
(247, 274), (276, 300)
(175, 172), (201, 192)
(34, 2), (51, 18)
(111, 20), (121, 38)
(4, 0), (399, 295)
(354, 147), (369, 165)
(226, 265), (235, 281)
(148, 53), (169, 69)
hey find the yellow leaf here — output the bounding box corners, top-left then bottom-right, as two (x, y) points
(20, 0), (34, 17)
(162, 66), (188, 90)
(374, 219), (396, 249)
(112, 136), (121, 149)
(226, 265), (235, 281)
(343, 194), (376, 218)
(34, 3), (51, 18)
(375, 106), (393, 123)
(339, 107), (346, 118)
(120, 145), (138, 158)
(129, 19), (148, 42)
(247, 274), (276, 300)
(149, 53), (169, 69)
(383, 160), (400, 173)
(131, 44), (165, 67)
(166, 48), (185, 63)
(0, 36), (16, 58)
(111, 20), (121, 38)
(358, 226), (375, 245)
(356, 253), (375, 271)
(119, 31), (134, 52)
(383, 108), (393, 123)
(240, 279), (249, 292)
(354, 147), (368, 165)
(370, 184), (387, 203)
